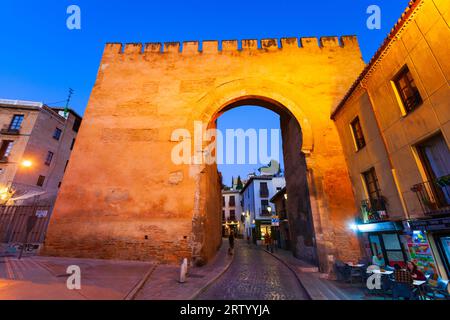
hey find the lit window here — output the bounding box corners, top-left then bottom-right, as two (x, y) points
(392, 66), (422, 114)
(0, 140), (14, 160)
(9, 115), (24, 131)
(351, 117), (366, 151)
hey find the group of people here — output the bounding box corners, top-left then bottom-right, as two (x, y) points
(372, 253), (427, 299)
(372, 253), (427, 282)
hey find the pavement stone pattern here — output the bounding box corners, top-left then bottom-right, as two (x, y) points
(197, 241), (310, 300)
(267, 248), (380, 300)
(0, 256), (154, 300)
(134, 239), (233, 300)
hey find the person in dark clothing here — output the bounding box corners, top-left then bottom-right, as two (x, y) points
(228, 231), (235, 255)
(407, 261), (426, 281)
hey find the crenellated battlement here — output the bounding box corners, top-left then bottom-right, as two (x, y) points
(103, 35), (360, 55)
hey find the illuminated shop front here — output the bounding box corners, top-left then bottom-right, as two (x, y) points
(356, 221), (408, 267)
(408, 218), (450, 279)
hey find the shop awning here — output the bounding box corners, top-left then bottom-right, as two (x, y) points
(355, 221), (403, 233)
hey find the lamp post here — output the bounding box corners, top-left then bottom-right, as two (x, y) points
(21, 160), (33, 168)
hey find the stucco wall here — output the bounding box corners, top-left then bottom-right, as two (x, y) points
(333, 0), (449, 221)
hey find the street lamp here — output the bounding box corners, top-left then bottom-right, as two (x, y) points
(267, 206), (272, 213)
(21, 160), (33, 168)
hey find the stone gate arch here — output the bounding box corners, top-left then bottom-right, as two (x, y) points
(43, 36), (365, 272)
(191, 91), (318, 266)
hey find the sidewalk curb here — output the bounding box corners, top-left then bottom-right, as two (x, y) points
(124, 263), (158, 300)
(189, 251), (235, 300)
(262, 249), (313, 300)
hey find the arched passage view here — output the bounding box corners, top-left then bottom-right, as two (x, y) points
(193, 100), (318, 269)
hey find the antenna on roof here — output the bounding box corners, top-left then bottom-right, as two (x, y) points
(65, 88), (74, 118)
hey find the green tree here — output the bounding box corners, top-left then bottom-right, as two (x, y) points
(236, 176), (244, 190)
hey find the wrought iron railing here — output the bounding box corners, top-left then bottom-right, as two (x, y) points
(411, 175), (450, 215)
(361, 197), (389, 223)
(0, 205), (52, 244)
(0, 127), (20, 135)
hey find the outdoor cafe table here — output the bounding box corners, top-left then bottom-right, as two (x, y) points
(347, 263), (365, 268)
(367, 269), (394, 275)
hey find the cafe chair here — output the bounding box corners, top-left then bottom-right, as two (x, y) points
(392, 282), (417, 300)
(334, 260), (350, 282)
(349, 266), (364, 285)
(426, 279), (450, 300)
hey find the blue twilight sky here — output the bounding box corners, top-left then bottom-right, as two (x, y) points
(0, 0), (410, 185)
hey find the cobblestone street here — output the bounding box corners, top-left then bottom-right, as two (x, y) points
(197, 241), (310, 300)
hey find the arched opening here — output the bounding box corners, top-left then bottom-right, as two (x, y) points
(192, 96), (318, 266)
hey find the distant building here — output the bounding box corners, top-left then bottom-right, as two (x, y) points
(241, 175), (285, 244)
(331, 0), (450, 279)
(0, 99), (82, 207)
(221, 189), (243, 237)
(270, 187), (290, 250)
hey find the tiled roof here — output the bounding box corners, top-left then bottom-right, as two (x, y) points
(331, 0), (422, 120)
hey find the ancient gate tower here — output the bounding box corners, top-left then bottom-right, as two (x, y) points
(44, 36), (365, 272)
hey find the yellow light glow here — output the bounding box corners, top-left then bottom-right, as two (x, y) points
(21, 160), (33, 168)
(284, 194), (288, 200)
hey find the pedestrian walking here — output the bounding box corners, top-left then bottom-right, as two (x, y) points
(228, 231), (235, 255)
(264, 233), (273, 252)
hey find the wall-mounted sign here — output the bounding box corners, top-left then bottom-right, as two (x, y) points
(409, 218), (450, 231)
(271, 216), (280, 227)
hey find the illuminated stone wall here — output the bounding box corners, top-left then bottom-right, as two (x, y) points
(43, 36), (365, 270)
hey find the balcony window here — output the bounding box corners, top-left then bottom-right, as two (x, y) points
(53, 128), (62, 141)
(0, 140), (14, 161)
(412, 133), (450, 215)
(361, 168), (388, 222)
(363, 168), (381, 200)
(260, 200), (270, 216)
(229, 210), (236, 221)
(37, 175), (46, 187)
(73, 117), (82, 133)
(229, 195), (236, 207)
(350, 116), (366, 151)
(393, 66), (422, 114)
(45, 151), (54, 166)
(9, 115), (24, 132)
(260, 182), (269, 198)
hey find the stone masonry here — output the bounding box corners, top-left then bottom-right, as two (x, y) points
(43, 36), (365, 271)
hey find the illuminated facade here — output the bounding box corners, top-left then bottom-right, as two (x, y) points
(332, 0), (450, 280)
(0, 99), (82, 207)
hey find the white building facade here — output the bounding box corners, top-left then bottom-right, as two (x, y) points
(221, 190), (243, 237)
(241, 175), (285, 244)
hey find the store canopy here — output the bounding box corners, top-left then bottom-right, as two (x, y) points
(356, 221), (403, 233)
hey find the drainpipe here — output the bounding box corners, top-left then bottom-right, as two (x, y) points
(361, 81), (410, 220)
